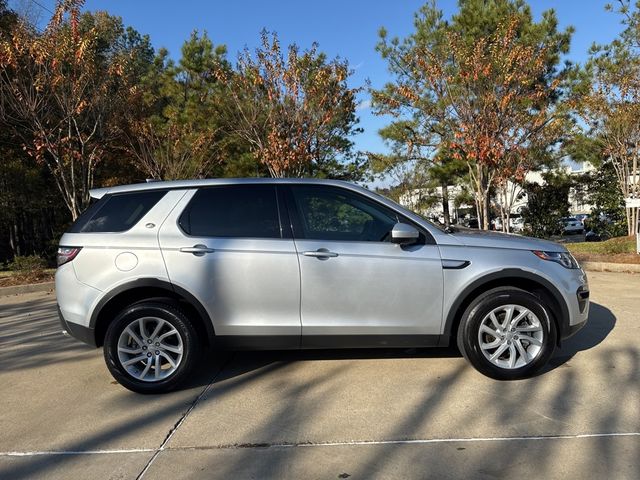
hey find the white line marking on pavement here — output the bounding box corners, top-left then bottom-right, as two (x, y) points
(287, 432), (640, 449)
(1, 432), (638, 457)
(1, 448), (156, 457)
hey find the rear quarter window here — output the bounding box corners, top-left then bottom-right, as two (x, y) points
(179, 185), (281, 238)
(69, 190), (167, 233)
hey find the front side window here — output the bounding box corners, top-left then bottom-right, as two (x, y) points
(290, 186), (398, 242)
(179, 185), (281, 238)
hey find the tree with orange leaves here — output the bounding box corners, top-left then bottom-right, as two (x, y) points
(577, 0), (640, 237)
(373, 0), (574, 230)
(216, 30), (362, 179)
(0, 0), (152, 219)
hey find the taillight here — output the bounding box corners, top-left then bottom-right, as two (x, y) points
(57, 247), (82, 267)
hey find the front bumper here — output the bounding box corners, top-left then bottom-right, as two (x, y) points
(558, 269), (589, 341)
(562, 316), (588, 340)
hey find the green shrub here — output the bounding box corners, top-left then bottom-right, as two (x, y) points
(566, 236), (636, 255)
(8, 255), (47, 272)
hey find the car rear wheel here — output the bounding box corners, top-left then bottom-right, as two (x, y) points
(104, 302), (200, 393)
(457, 288), (557, 380)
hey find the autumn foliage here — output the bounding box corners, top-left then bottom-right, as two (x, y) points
(374, 14), (570, 230)
(0, 0), (140, 218)
(216, 31), (360, 178)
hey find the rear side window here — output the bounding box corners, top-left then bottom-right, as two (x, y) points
(70, 190), (166, 233)
(179, 185), (281, 238)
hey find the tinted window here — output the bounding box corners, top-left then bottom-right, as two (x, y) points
(291, 186), (397, 242)
(72, 190), (166, 233)
(180, 185), (281, 238)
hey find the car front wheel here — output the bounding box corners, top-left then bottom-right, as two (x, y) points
(457, 288), (557, 380)
(104, 301), (200, 393)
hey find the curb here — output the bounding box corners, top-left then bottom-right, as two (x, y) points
(580, 262), (640, 273)
(0, 281), (55, 297)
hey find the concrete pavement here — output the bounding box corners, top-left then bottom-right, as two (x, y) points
(0, 272), (638, 479)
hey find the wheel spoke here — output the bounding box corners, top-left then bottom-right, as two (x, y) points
(489, 312), (501, 330)
(123, 354), (147, 366)
(490, 342), (509, 362)
(154, 355), (161, 379)
(509, 310), (529, 328)
(149, 320), (164, 340)
(159, 342), (182, 354)
(480, 338), (502, 349)
(522, 335), (542, 347)
(501, 306), (514, 329)
(118, 346), (142, 355)
(139, 358), (152, 379)
(514, 339), (529, 363)
(159, 351), (177, 368)
(515, 325), (541, 333)
(507, 343), (517, 368)
(479, 324), (500, 338)
(125, 327), (144, 347)
(138, 318), (147, 339)
(158, 329), (178, 342)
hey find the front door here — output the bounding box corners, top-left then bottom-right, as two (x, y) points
(286, 185), (444, 348)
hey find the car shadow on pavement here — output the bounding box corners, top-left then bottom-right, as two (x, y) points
(544, 301), (616, 372)
(182, 302), (616, 391)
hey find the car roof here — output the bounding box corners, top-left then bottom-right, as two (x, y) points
(90, 178), (356, 199)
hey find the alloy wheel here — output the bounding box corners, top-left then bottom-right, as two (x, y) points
(477, 304), (544, 370)
(116, 317), (184, 382)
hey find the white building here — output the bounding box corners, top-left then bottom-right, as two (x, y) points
(398, 163), (597, 222)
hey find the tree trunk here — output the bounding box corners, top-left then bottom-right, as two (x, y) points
(482, 189), (491, 230)
(472, 165), (491, 230)
(629, 206), (639, 237)
(441, 182), (450, 227)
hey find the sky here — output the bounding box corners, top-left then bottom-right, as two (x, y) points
(12, 0), (626, 156)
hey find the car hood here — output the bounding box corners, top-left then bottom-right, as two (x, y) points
(445, 227), (565, 252)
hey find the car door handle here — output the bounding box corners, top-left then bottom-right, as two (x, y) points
(179, 245), (215, 256)
(302, 249), (339, 258)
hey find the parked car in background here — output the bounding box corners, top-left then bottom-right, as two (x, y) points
(574, 214), (588, 225)
(463, 217), (479, 229)
(561, 217), (584, 235)
(492, 216), (524, 233)
(56, 179), (589, 393)
(511, 217), (525, 233)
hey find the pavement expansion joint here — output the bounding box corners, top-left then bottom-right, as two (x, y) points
(134, 353), (236, 480)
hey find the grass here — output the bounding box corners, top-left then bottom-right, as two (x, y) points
(567, 236), (639, 264)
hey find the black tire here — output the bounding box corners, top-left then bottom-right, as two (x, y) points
(457, 288), (557, 380)
(104, 301), (200, 394)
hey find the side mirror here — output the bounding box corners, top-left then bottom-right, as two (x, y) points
(391, 222), (420, 245)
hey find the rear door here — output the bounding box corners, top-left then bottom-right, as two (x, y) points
(286, 185), (444, 347)
(158, 184), (301, 347)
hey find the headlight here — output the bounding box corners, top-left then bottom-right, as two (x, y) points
(532, 250), (579, 269)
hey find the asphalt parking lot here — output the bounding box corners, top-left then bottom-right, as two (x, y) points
(0, 271), (639, 480)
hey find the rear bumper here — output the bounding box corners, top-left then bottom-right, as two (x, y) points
(58, 305), (97, 347)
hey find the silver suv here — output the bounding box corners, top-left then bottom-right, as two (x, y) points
(56, 179), (589, 393)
